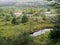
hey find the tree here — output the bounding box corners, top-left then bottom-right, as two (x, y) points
(48, 0), (60, 42)
(21, 14), (28, 23)
(10, 10), (15, 17)
(11, 17), (19, 25)
(49, 15), (60, 40)
(5, 15), (12, 21)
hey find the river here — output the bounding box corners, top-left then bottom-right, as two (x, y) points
(30, 28), (53, 37)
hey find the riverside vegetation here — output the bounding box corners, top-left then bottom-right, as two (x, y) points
(0, 0), (60, 44)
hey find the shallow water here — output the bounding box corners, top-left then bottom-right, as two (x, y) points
(30, 28), (53, 37)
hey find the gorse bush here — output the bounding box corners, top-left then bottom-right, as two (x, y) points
(5, 15), (12, 21)
(21, 14), (28, 23)
(11, 17), (19, 25)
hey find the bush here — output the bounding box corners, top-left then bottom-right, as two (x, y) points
(5, 15), (12, 21)
(11, 17), (19, 25)
(21, 14), (28, 23)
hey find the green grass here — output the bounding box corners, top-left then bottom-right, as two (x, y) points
(0, 7), (58, 45)
(33, 31), (60, 45)
(34, 31), (50, 45)
(0, 19), (54, 38)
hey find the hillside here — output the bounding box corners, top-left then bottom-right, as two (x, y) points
(0, 1), (49, 8)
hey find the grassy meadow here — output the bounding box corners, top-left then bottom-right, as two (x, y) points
(0, 7), (57, 45)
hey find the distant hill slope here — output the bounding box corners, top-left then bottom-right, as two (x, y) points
(0, 1), (49, 8)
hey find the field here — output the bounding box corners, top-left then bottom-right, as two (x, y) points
(0, 7), (57, 45)
(0, 0), (60, 45)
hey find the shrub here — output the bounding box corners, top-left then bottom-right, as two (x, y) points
(5, 15), (12, 21)
(11, 17), (19, 25)
(21, 14), (28, 23)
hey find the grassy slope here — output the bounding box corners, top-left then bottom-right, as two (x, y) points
(0, 20), (54, 38)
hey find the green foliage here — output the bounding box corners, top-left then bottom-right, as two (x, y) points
(14, 32), (34, 45)
(49, 15), (60, 41)
(0, 8), (56, 45)
(34, 32), (50, 45)
(21, 14), (28, 23)
(10, 11), (15, 17)
(11, 17), (19, 25)
(0, 32), (34, 45)
(49, 0), (60, 41)
(5, 15), (12, 21)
